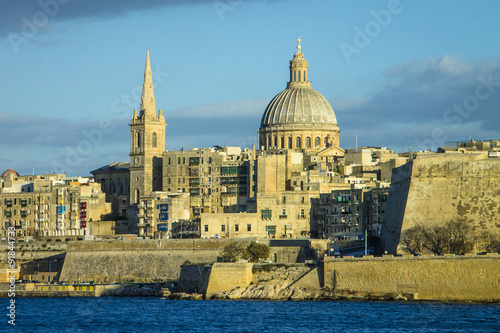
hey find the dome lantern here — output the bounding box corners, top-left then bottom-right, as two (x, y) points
(288, 37), (311, 88)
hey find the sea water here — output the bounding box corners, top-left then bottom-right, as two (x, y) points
(5, 297), (499, 332)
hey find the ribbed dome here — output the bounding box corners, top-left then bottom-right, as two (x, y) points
(261, 87), (337, 127)
(1, 169), (19, 177)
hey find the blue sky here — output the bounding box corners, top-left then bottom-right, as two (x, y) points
(1, 0), (500, 176)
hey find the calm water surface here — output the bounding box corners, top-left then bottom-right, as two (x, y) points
(5, 298), (500, 332)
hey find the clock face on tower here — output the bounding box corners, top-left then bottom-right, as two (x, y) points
(135, 157), (140, 165)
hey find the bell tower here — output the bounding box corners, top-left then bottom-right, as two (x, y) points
(129, 49), (166, 209)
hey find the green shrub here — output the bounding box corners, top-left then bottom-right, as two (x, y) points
(221, 242), (249, 262)
(246, 241), (270, 263)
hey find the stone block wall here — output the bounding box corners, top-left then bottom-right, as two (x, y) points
(205, 263), (253, 297)
(324, 254), (500, 302)
(382, 155), (500, 253)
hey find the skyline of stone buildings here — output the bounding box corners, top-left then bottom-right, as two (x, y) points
(1, 39), (499, 252)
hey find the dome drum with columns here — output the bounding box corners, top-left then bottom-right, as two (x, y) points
(259, 38), (340, 151)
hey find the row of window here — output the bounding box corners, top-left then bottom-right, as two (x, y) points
(265, 136), (328, 149)
(291, 70), (307, 82)
(167, 156), (214, 165)
(282, 196), (306, 204)
(204, 223), (253, 233)
(134, 131), (158, 149)
(3, 198), (32, 206)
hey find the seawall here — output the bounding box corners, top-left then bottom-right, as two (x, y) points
(324, 254), (500, 303)
(57, 238), (312, 284)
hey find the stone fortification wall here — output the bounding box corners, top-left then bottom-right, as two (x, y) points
(205, 263), (253, 297)
(59, 249), (221, 284)
(177, 265), (212, 294)
(0, 243), (67, 261)
(324, 254), (500, 302)
(382, 155), (500, 253)
(57, 238), (312, 284)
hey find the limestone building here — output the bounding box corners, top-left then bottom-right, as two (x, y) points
(129, 49), (166, 208)
(0, 170), (111, 238)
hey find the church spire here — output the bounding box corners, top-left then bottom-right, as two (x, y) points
(287, 37), (310, 88)
(140, 48), (156, 116)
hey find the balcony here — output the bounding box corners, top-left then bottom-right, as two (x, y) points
(189, 178), (200, 187)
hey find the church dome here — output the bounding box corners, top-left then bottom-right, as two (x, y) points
(259, 38), (340, 151)
(1, 169), (20, 177)
(261, 87), (337, 126)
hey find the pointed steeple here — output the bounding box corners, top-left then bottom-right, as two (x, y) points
(140, 48), (156, 116)
(287, 37), (311, 88)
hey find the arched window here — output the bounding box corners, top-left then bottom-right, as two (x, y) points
(324, 137), (328, 146)
(152, 132), (157, 148)
(298, 71), (301, 81)
(280, 136), (285, 149)
(304, 71), (306, 81)
(315, 137), (320, 147)
(274, 136), (277, 148)
(296, 137), (301, 148)
(267, 136), (272, 149)
(288, 137), (293, 149)
(136, 131), (141, 149)
(293, 71), (296, 82)
(135, 189), (140, 204)
(305, 137), (311, 149)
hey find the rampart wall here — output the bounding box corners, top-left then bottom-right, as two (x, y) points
(324, 254), (500, 302)
(382, 155), (500, 253)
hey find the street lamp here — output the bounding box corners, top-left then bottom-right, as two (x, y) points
(49, 259), (58, 284)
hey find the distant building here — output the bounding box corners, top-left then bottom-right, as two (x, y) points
(311, 184), (390, 240)
(0, 170), (110, 238)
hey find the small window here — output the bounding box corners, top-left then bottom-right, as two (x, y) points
(152, 132), (157, 148)
(204, 225), (208, 232)
(247, 224), (251, 232)
(288, 137), (292, 149)
(305, 137), (311, 149)
(183, 157), (186, 164)
(296, 137), (301, 148)
(315, 137), (320, 147)
(221, 225), (226, 232)
(235, 224), (239, 232)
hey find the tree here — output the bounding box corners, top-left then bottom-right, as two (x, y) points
(420, 223), (448, 255)
(478, 231), (500, 253)
(221, 242), (248, 262)
(400, 226), (424, 255)
(399, 220), (477, 255)
(445, 219), (474, 255)
(246, 241), (270, 262)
